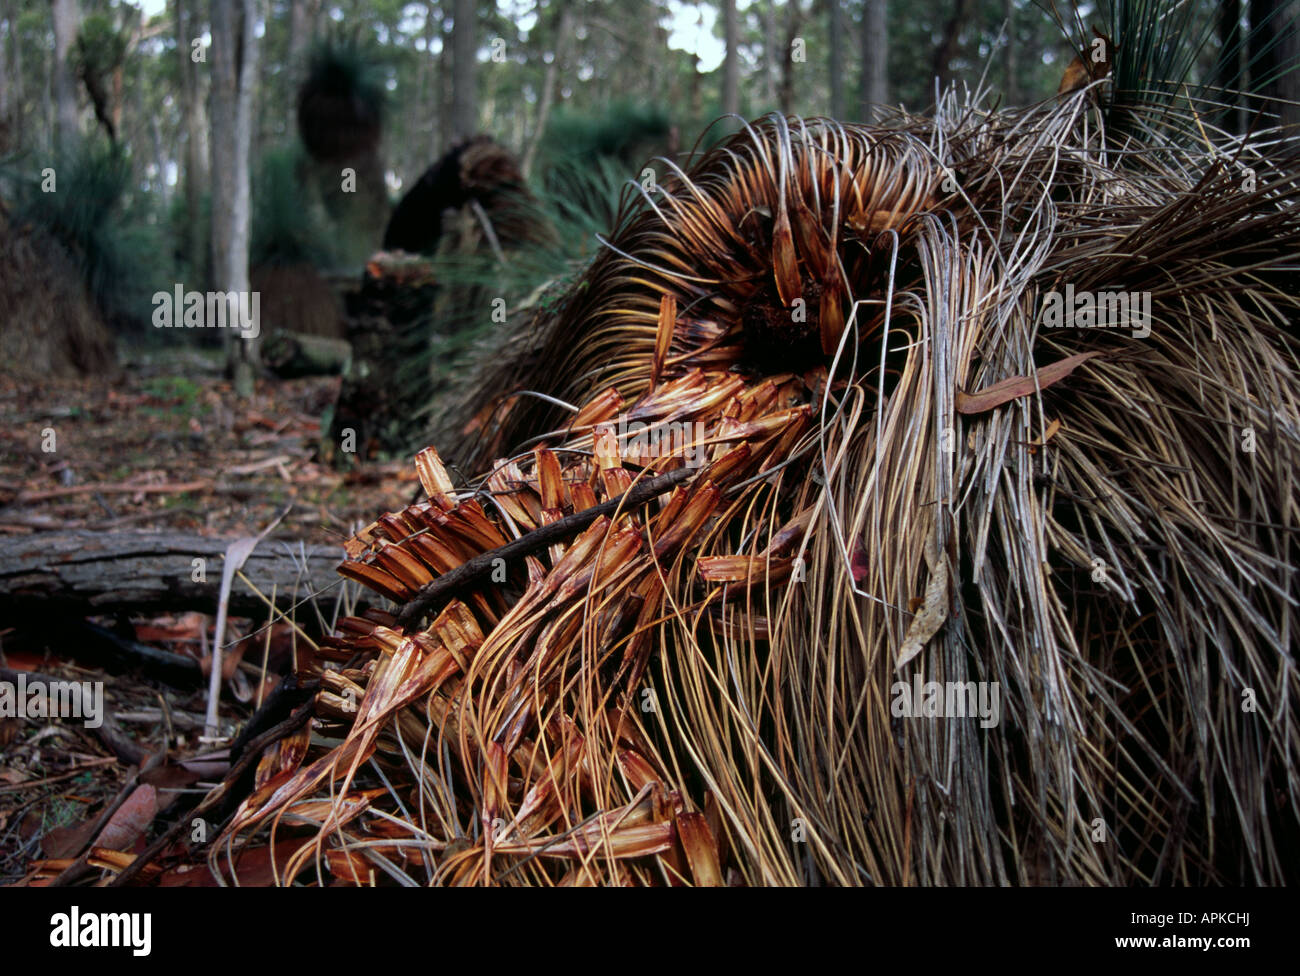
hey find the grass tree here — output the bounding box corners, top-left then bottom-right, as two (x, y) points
(214, 92), (1300, 885)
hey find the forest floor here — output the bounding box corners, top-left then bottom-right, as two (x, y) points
(0, 349), (419, 885)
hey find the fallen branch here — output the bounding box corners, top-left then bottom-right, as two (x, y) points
(15, 480), (212, 503)
(0, 530), (346, 619)
(0, 756), (118, 794)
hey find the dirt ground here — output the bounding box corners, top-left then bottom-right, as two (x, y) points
(0, 351), (420, 885)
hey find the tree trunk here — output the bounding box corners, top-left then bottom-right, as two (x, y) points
(1275, 1), (1300, 129)
(7, 0), (24, 146)
(417, 1), (435, 170)
(1216, 0), (1243, 132)
(1248, 0), (1277, 110)
(723, 0), (739, 116)
(285, 0), (311, 134)
(287, 0), (311, 70)
(932, 0), (970, 94)
(210, 0), (262, 397)
(764, 0), (777, 106)
(690, 50), (702, 118)
(1247, 0), (1296, 124)
(521, 0), (573, 179)
(827, 0), (844, 119)
(452, 0), (476, 141)
(51, 0), (80, 151)
(407, 2), (429, 180)
(438, 5), (452, 157)
(860, 0), (887, 116)
(43, 31), (53, 142)
(175, 0), (207, 283)
(780, 1), (804, 114)
(1003, 0), (1016, 105)
(0, 7), (9, 132)
(0, 531), (346, 619)
(149, 111), (168, 202)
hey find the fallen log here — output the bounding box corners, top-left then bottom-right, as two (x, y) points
(262, 330), (352, 378)
(0, 531), (348, 619)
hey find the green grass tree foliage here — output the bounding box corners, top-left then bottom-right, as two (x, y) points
(3, 137), (168, 333)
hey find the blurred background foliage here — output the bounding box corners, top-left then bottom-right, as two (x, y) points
(0, 0), (1294, 376)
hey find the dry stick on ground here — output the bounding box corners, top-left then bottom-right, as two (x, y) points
(15, 480), (213, 503)
(392, 466), (696, 631)
(0, 757), (118, 794)
(106, 700), (315, 888)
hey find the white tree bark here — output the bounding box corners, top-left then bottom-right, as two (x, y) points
(210, 0), (263, 396)
(723, 0), (739, 117)
(51, 0), (80, 151)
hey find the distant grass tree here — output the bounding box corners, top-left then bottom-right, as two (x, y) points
(2, 138), (168, 333)
(295, 36), (389, 266)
